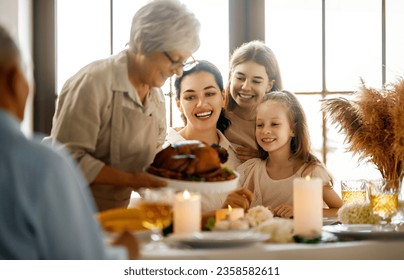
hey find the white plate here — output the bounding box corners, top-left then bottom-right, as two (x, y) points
(166, 230), (270, 248)
(323, 217), (339, 225)
(322, 224), (404, 240)
(146, 171), (239, 194)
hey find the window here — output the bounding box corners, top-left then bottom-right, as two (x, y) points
(54, 0), (403, 191)
(56, 0), (111, 94)
(265, 0), (404, 187)
(56, 0), (229, 128)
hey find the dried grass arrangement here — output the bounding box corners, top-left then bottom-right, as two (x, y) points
(322, 78), (404, 184)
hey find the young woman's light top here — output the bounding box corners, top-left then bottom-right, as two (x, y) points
(224, 110), (258, 152)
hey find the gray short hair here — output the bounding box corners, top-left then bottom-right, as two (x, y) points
(129, 0), (200, 55)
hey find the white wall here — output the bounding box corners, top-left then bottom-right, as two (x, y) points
(0, 0), (33, 136)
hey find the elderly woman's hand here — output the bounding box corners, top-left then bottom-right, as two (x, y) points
(93, 166), (166, 190)
(235, 146), (260, 162)
(128, 172), (167, 190)
(131, 172), (167, 190)
(222, 188), (253, 211)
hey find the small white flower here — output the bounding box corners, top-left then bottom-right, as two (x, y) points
(213, 220), (230, 231)
(256, 218), (294, 243)
(337, 203), (380, 224)
(229, 219), (250, 230)
(245, 206), (274, 227)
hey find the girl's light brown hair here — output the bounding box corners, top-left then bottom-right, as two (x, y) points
(258, 91), (324, 177)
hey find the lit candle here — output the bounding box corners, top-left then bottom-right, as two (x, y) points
(293, 176), (323, 238)
(173, 190), (201, 234)
(215, 205), (244, 222)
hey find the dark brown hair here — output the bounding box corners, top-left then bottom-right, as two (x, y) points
(174, 60), (230, 132)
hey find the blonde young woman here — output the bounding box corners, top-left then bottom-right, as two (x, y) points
(168, 60), (253, 216)
(237, 91), (342, 218)
(225, 40), (283, 162)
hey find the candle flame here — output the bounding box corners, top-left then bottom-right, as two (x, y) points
(305, 175), (311, 181)
(183, 190), (190, 199)
(228, 205), (232, 211)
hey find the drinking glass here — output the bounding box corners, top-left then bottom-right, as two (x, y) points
(368, 179), (401, 229)
(138, 188), (174, 250)
(340, 179), (367, 205)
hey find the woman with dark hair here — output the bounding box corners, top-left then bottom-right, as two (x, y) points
(169, 60), (252, 213)
(170, 60), (239, 168)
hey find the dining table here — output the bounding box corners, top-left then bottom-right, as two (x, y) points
(140, 238), (404, 260)
(139, 228), (404, 260)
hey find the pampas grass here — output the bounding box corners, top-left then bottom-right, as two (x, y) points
(322, 78), (404, 184)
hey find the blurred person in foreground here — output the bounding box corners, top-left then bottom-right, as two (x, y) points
(0, 24), (138, 260)
(47, 0), (201, 211)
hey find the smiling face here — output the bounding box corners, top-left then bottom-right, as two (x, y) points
(230, 60), (273, 110)
(133, 50), (192, 88)
(177, 71), (225, 132)
(255, 100), (294, 155)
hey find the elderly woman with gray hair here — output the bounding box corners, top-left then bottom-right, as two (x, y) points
(48, 0), (201, 211)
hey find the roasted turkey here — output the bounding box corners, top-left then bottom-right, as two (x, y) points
(146, 140), (235, 181)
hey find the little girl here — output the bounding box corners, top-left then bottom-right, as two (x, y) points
(237, 91), (342, 218)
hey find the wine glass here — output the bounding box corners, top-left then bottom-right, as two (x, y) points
(138, 187), (174, 250)
(368, 179), (401, 230)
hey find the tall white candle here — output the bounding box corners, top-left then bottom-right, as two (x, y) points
(293, 176), (323, 237)
(174, 190), (201, 234)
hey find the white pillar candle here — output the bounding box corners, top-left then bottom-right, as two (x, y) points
(216, 205), (244, 222)
(173, 190), (201, 234)
(293, 176), (323, 237)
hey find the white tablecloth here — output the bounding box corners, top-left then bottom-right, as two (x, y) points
(141, 240), (404, 260)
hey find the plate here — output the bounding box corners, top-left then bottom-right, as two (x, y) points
(166, 230), (270, 248)
(322, 224), (404, 240)
(323, 217), (340, 225)
(146, 171), (239, 194)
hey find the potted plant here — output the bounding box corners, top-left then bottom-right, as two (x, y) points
(322, 78), (403, 186)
